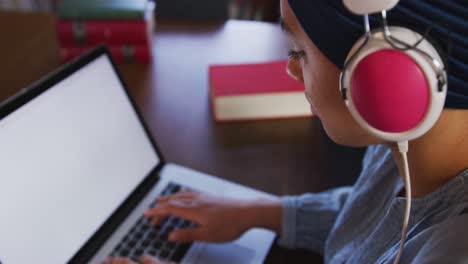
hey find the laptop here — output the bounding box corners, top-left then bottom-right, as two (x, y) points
(0, 46), (276, 264)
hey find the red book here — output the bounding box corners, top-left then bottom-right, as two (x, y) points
(56, 20), (151, 46)
(60, 45), (151, 64)
(209, 60), (312, 121)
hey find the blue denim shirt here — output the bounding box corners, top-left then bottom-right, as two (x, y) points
(279, 145), (468, 263)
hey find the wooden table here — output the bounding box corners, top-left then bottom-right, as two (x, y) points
(0, 12), (365, 263)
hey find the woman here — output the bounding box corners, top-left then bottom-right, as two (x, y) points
(107, 0), (468, 263)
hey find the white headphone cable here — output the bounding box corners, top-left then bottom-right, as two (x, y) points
(393, 140), (411, 264)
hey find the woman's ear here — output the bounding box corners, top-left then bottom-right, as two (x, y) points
(286, 59), (304, 82)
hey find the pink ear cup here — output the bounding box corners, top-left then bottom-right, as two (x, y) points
(351, 49), (430, 133)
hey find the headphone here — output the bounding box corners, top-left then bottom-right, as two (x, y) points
(339, 1), (448, 263)
(340, 0), (447, 143)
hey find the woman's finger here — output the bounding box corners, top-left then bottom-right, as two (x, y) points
(150, 214), (170, 226)
(144, 200), (200, 222)
(157, 191), (197, 202)
(109, 257), (135, 264)
(147, 201), (191, 226)
(169, 227), (203, 243)
(139, 255), (167, 264)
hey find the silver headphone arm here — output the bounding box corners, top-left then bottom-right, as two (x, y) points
(340, 15), (371, 100)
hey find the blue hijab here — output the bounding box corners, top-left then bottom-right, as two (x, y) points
(287, 0), (468, 109)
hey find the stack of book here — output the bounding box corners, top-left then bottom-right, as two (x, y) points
(56, 0), (155, 64)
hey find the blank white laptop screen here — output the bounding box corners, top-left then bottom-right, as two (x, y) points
(0, 55), (160, 263)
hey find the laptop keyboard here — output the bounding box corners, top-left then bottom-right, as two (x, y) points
(110, 182), (194, 262)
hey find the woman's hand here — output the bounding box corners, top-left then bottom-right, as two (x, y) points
(104, 255), (168, 264)
(144, 191), (282, 243)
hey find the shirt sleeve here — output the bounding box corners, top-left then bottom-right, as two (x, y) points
(277, 186), (353, 254)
